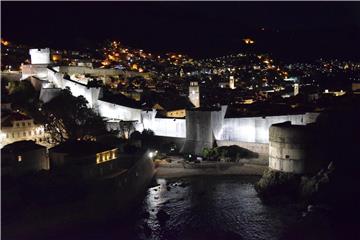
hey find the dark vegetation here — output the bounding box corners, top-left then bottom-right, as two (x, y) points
(202, 145), (259, 161)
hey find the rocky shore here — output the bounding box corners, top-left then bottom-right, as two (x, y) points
(156, 162), (267, 178)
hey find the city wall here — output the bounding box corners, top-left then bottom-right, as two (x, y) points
(220, 113), (319, 143)
(268, 122), (321, 174)
(22, 60), (321, 158)
(97, 100), (142, 122)
(142, 110), (186, 138)
(57, 66), (149, 79)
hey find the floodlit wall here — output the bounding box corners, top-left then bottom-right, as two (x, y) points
(142, 110), (186, 138)
(97, 100), (142, 122)
(64, 80), (101, 108)
(39, 88), (61, 103)
(21, 64), (49, 80)
(181, 110), (215, 154)
(268, 122), (322, 174)
(220, 113), (319, 143)
(57, 66), (149, 78)
(29, 48), (51, 64)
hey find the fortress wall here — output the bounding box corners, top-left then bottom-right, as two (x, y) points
(142, 114), (186, 138)
(221, 113), (319, 144)
(181, 110), (214, 154)
(1, 72), (22, 82)
(21, 64), (49, 80)
(268, 122), (321, 174)
(63, 80), (101, 108)
(97, 100), (142, 122)
(57, 66), (149, 79)
(58, 66), (124, 76)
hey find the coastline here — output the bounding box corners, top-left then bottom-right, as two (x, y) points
(155, 163), (267, 179)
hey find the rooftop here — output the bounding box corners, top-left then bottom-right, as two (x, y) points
(49, 140), (117, 157)
(2, 140), (46, 154)
(1, 111), (32, 127)
(99, 90), (142, 109)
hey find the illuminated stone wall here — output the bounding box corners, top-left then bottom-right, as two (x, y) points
(142, 110), (186, 138)
(220, 113), (319, 144)
(97, 100), (142, 122)
(181, 110), (214, 154)
(29, 48), (51, 65)
(268, 122), (322, 174)
(21, 64), (49, 80)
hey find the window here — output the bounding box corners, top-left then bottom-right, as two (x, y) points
(16, 123), (20, 127)
(23, 132), (26, 137)
(28, 122), (31, 126)
(12, 133), (14, 138)
(22, 122), (25, 127)
(17, 155), (22, 162)
(285, 155), (289, 159)
(29, 131), (32, 136)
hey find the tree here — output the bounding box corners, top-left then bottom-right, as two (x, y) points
(141, 129), (155, 149)
(8, 80), (41, 119)
(41, 87), (106, 143)
(118, 120), (136, 139)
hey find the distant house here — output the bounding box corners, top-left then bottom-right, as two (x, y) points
(1, 140), (48, 176)
(49, 140), (119, 179)
(0, 111), (50, 148)
(151, 96), (194, 118)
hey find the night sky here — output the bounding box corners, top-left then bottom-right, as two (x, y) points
(2, 1), (360, 61)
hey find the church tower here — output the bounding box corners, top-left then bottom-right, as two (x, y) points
(294, 83), (299, 96)
(229, 76), (235, 89)
(189, 81), (200, 108)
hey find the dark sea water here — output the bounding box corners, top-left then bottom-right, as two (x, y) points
(24, 176), (345, 240)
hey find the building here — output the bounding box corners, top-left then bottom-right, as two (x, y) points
(1, 140), (48, 176)
(1, 111), (49, 148)
(49, 140), (119, 179)
(189, 81), (200, 108)
(150, 95), (194, 118)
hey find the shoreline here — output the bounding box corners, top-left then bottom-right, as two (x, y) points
(155, 163), (267, 179)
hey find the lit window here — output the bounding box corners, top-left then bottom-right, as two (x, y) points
(96, 154), (100, 164)
(17, 155), (22, 162)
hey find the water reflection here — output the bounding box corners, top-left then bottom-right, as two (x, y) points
(137, 176), (299, 240)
